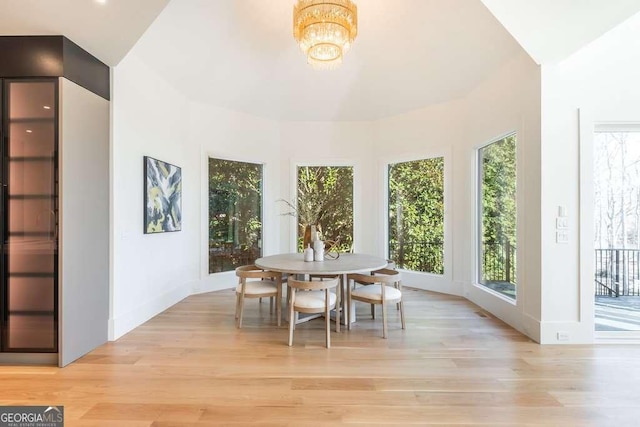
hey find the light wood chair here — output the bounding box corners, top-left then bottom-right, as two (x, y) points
(347, 268), (405, 338)
(288, 276), (340, 348)
(353, 260), (399, 311)
(235, 265), (282, 328)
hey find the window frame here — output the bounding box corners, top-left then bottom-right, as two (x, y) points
(290, 159), (357, 253)
(383, 149), (452, 285)
(294, 164), (355, 253)
(475, 131), (518, 302)
(386, 156), (446, 275)
(205, 154), (265, 276)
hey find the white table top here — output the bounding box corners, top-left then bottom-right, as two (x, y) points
(255, 253), (388, 275)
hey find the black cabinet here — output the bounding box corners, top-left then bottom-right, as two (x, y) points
(1, 78), (58, 352)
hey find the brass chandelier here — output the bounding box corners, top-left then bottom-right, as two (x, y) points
(293, 0), (358, 70)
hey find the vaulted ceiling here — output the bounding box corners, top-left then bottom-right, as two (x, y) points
(0, 0), (170, 65)
(480, 0), (640, 64)
(131, 0), (522, 120)
(1, 0), (639, 121)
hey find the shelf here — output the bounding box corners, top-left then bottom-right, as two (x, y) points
(3, 241), (57, 255)
(9, 117), (54, 124)
(9, 156), (55, 162)
(7, 272), (55, 278)
(8, 232), (53, 237)
(7, 310), (55, 316)
(8, 195), (56, 200)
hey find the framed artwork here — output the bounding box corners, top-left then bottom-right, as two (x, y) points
(144, 156), (182, 233)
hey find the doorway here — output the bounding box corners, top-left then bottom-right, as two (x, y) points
(593, 128), (640, 332)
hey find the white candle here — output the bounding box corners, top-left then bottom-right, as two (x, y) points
(313, 240), (324, 261)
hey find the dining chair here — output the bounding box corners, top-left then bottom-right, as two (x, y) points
(235, 265), (282, 328)
(287, 276), (340, 348)
(353, 260), (399, 312)
(347, 268), (405, 338)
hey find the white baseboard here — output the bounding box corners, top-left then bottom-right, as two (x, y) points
(521, 313), (541, 343)
(539, 320), (594, 344)
(108, 283), (191, 341)
(398, 270), (462, 296)
(463, 282), (542, 343)
(192, 271), (236, 294)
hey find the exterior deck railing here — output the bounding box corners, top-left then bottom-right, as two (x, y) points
(389, 240), (444, 274)
(209, 242), (260, 273)
(480, 242), (516, 284)
(388, 240), (516, 282)
(595, 248), (640, 297)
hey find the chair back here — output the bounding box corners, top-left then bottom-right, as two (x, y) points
(288, 277), (339, 291)
(234, 264), (282, 329)
(308, 274), (340, 281)
(236, 264), (281, 280)
(348, 268), (400, 285)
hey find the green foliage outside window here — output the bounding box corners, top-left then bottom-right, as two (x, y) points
(209, 158), (262, 273)
(479, 134), (517, 297)
(388, 157), (445, 274)
(296, 166), (354, 252)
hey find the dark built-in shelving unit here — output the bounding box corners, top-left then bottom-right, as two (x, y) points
(1, 78), (59, 353)
(0, 36), (110, 364)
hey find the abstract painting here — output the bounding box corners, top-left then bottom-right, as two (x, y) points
(144, 156), (182, 233)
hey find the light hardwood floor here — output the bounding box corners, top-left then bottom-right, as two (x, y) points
(2, 288), (640, 426)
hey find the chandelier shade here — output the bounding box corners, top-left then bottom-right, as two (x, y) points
(293, 0), (358, 70)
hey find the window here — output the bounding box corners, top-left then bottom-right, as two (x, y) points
(478, 134), (517, 299)
(388, 157), (444, 274)
(296, 166), (353, 252)
(208, 158), (262, 273)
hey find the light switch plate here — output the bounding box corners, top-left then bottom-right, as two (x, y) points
(556, 230), (569, 244)
(556, 217), (569, 229)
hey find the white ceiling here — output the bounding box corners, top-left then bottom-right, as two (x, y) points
(0, 0), (170, 65)
(131, 0), (523, 121)
(1, 0), (639, 120)
(481, 0), (640, 64)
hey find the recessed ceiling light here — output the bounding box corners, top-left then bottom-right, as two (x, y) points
(26, 129), (33, 133)
(95, 0), (107, 4)
(43, 105), (51, 110)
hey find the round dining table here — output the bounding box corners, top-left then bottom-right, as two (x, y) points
(255, 252), (388, 325)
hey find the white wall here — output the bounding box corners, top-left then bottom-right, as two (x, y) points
(540, 11), (640, 344)
(111, 52), (199, 340)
